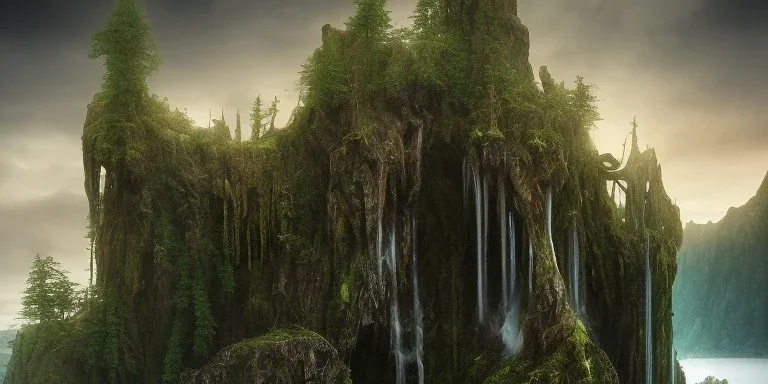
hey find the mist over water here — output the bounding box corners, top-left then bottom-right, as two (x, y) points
(680, 359), (768, 384)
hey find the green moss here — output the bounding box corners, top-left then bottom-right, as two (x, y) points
(3, 320), (90, 384)
(340, 282), (350, 303)
(179, 328), (351, 383)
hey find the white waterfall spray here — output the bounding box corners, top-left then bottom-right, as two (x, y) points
(411, 216), (425, 384)
(571, 219), (580, 314)
(501, 211), (523, 356)
(643, 181), (653, 384)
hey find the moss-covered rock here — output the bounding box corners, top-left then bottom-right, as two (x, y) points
(479, 318), (618, 384)
(179, 328), (351, 384)
(3, 321), (90, 384)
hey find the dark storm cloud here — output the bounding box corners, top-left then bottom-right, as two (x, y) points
(0, 0), (110, 40)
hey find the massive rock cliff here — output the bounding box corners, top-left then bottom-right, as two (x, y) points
(5, 0), (685, 383)
(674, 171), (768, 358)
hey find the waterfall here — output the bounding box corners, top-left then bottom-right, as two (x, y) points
(645, 231), (652, 384)
(384, 227), (405, 384)
(377, 217), (384, 278)
(528, 238), (533, 295)
(643, 181), (653, 384)
(463, 158), (469, 210)
(509, 213), (516, 307)
(499, 174), (508, 311)
(411, 216), (425, 384)
(571, 219), (580, 314)
(500, 211), (523, 356)
(671, 345), (675, 384)
(482, 172), (489, 319)
(471, 165), (485, 323)
(545, 186), (557, 266)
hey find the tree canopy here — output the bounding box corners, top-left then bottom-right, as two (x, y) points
(19, 255), (80, 324)
(90, 0), (161, 117)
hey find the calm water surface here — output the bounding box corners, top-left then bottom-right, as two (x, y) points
(680, 358), (768, 384)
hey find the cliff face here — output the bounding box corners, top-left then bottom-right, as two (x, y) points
(6, 0), (685, 383)
(673, 171), (768, 358)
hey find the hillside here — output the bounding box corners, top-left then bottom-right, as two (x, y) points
(673, 171), (768, 358)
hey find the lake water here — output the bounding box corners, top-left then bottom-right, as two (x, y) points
(680, 358), (768, 384)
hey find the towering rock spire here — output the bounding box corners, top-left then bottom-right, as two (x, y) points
(630, 117), (640, 158)
(235, 109), (242, 142)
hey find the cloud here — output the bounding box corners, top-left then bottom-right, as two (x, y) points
(0, 191), (90, 328)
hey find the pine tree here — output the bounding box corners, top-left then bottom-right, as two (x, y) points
(250, 96), (267, 139)
(19, 255), (79, 323)
(90, 0), (161, 118)
(346, 0), (391, 46)
(345, 0), (392, 99)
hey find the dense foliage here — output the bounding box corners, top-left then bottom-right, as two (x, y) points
(19, 255), (80, 324)
(673, 172), (768, 358)
(696, 376), (729, 384)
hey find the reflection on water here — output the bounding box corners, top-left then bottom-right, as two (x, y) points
(680, 359), (768, 384)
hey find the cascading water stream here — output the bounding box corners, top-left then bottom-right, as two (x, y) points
(509, 213), (516, 309)
(643, 181), (653, 384)
(501, 211), (523, 356)
(411, 216), (425, 384)
(528, 238), (533, 295)
(377, 217), (384, 278)
(571, 219), (580, 315)
(499, 174), (508, 311)
(482, 172), (489, 319)
(385, 227), (405, 384)
(670, 345), (675, 384)
(463, 158), (469, 210)
(545, 186), (558, 266)
(471, 165), (485, 323)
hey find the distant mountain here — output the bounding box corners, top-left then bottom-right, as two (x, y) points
(673, 171), (768, 358)
(0, 329), (18, 381)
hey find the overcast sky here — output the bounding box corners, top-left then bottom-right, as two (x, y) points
(0, 0), (766, 329)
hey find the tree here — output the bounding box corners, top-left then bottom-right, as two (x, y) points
(345, 0), (392, 99)
(19, 255), (80, 323)
(90, 0), (161, 118)
(346, 0), (391, 46)
(412, 0), (442, 34)
(250, 96), (267, 139)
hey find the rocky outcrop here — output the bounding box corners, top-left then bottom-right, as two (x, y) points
(180, 329), (350, 384)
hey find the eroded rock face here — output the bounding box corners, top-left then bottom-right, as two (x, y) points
(180, 329), (351, 384)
